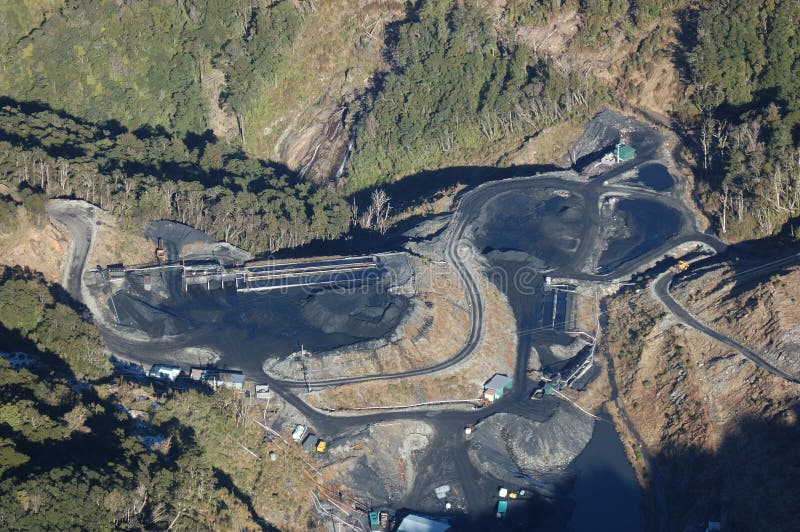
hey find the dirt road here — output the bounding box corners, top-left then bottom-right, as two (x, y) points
(47, 200), (98, 302)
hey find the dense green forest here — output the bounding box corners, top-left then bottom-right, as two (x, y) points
(0, 99), (351, 253)
(687, 0), (800, 239)
(0, 267), (313, 529)
(347, 0), (606, 188)
(0, 0), (296, 136)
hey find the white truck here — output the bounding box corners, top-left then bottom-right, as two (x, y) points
(291, 424), (307, 442)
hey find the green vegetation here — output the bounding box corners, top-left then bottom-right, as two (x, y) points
(1, 0), (797, 244)
(687, 0), (800, 239)
(0, 267), (108, 380)
(216, 2), (301, 118)
(348, 0), (606, 189)
(0, 100), (350, 253)
(0, 1), (301, 136)
(0, 268), (313, 529)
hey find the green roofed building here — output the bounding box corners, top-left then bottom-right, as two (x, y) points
(615, 143), (636, 162)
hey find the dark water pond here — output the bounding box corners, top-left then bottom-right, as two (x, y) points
(569, 421), (645, 531)
(638, 163), (674, 191)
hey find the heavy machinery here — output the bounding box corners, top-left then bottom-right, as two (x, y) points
(674, 259), (690, 272)
(155, 237), (167, 263)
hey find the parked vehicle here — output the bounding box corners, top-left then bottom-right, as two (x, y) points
(291, 424), (307, 442)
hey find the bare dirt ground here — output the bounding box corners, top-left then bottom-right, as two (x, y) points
(674, 264), (800, 378)
(501, 119), (584, 167)
(88, 211), (153, 268)
(320, 420), (435, 505)
(0, 210), (68, 282)
(266, 255), (469, 381)
(515, 9), (581, 56)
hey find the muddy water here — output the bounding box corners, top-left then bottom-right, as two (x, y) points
(568, 421), (645, 531)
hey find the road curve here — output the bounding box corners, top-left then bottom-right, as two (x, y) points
(652, 269), (800, 383)
(268, 189), (486, 388)
(271, 171), (721, 389)
(47, 200), (97, 302)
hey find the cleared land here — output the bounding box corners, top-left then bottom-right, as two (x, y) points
(601, 284), (800, 530)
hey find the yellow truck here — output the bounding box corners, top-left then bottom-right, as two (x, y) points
(316, 440), (327, 453)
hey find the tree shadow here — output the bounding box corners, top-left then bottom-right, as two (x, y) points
(213, 467), (276, 531)
(0, 96), (304, 192)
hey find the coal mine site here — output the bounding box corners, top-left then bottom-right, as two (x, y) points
(71, 110), (713, 531)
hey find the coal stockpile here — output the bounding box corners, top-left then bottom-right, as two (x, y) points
(105, 267), (410, 376)
(598, 198), (682, 272)
(472, 188), (585, 271)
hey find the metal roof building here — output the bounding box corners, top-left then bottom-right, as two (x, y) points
(189, 367), (245, 390)
(148, 364), (182, 381)
(396, 514), (451, 532)
(483, 373), (513, 401)
(615, 143), (636, 162)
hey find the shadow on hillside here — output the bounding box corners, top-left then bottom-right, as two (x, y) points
(673, 226), (800, 300)
(0, 305), (271, 529)
(648, 410), (800, 532)
(263, 162), (563, 260)
(0, 96), (299, 191)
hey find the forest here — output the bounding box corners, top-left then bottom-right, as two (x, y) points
(688, 0), (800, 239)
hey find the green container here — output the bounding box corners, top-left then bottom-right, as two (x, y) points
(369, 511), (380, 526)
(269, 451), (277, 462)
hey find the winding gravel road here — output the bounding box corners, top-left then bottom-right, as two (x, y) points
(47, 199), (98, 303)
(653, 257), (800, 384)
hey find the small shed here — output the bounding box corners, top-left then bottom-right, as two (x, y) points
(483, 374), (513, 402)
(148, 364), (182, 381)
(615, 143), (636, 162)
(369, 511), (381, 531)
(496, 500), (508, 518)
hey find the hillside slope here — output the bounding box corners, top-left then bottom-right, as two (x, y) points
(601, 265), (800, 530)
